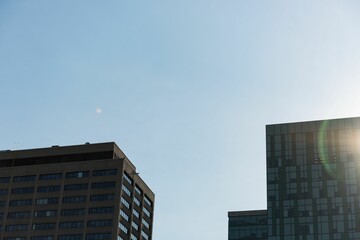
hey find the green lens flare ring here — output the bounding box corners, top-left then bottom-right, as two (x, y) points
(318, 120), (335, 177)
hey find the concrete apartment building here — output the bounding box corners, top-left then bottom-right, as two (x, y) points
(0, 142), (154, 240)
(229, 116), (360, 240)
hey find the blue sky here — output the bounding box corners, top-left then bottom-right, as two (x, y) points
(1, 1), (360, 239)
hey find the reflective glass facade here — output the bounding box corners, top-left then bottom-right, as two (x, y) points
(228, 210), (267, 240)
(267, 117), (360, 240)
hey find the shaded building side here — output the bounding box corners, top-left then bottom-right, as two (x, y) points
(228, 210), (267, 240)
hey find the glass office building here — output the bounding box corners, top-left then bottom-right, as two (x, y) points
(228, 210), (267, 240)
(229, 117), (360, 240)
(267, 117), (360, 240)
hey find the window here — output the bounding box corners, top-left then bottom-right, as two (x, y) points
(34, 210), (57, 218)
(90, 194), (114, 201)
(36, 198), (58, 205)
(123, 173), (133, 184)
(121, 197), (130, 209)
(144, 196), (152, 207)
(122, 185), (131, 196)
(63, 196), (86, 203)
(66, 171), (89, 178)
(61, 208), (85, 216)
(130, 234), (137, 240)
(119, 222), (128, 234)
(0, 189), (8, 195)
(141, 231), (148, 240)
(0, 200), (6, 207)
(142, 219), (150, 229)
(59, 221), (84, 229)
(143, 207), (151, 218)
(32, 223), (56, 230)
(0, 212), (4, 219)
(58, 235), (82, 240)
(89, 207), (114, 214)
(0, 177), (10, 183)
(91, 181), (116, 189)
(5, 224), (28, 231)
(8, 211), (30, 219)
(135, 186), (142, 195)
(37, 185), (60, 193)
(132, 221), (138, 230)
(11, 187), (34, 194)
(13, 175), (36, 182)
(86, 233), (112, 240)
(133, 209), (139, 218)
(4, 238), (26, 240)
(134, 198), (140, 207)
(93, 169), (117, 176)
(9, 199), (32, 206)
(30, 237), (54, 240)
(64, 183), (88, 191)
(87, 220), (112, 227)
(39, 173), (62, 180)
(120, 209), (129, 221)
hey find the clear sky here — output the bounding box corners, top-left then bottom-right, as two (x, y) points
(1, 1), (360, 239)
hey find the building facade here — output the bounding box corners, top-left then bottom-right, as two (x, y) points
(267, 117), (360, 240)
(0, 142), (154, 240)
(228, 210), (267, 240)
(229, 117), (360, 240)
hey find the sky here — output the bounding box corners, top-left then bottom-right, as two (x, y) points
(1, 0), (360, 239)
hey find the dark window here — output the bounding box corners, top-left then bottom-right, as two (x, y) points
(93, 169), (117, 176)
(34, 210), (57, 218)
(0, 177), (10, 183)
(65, 171), (89, 178)
(0, 212), (4, 219)
(36, 198), (58, 205)
(11, 187), (34, 194)
(9, 199), (32, 206)
(4, 238), (26, 240)
(7, 211), (30, 219)
(63, 196), (86, 203)
(30, 236), (54, 240)
(89, 207), (114, 214)
(13, 175), (36, 182)
(0, 189), (8, 195)
(32, 223), (56, 230)
(0, 201), (6, 207)
(61, 208), (85, 216)
(5, 224), (28, 231)
(37, 185), (60, 192)
(59, 221), (84, 229)
(87, 220), (112, 227)
(91, 181), (116, 189)
(39, 173), (62, 180)
(86, 233), (112, 240)
(90, 194), (114, 201)
(58, 235), (82, 240)
(64, 183), (88, 191)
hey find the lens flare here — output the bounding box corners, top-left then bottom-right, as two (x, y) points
(318, 120), (336, 178)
